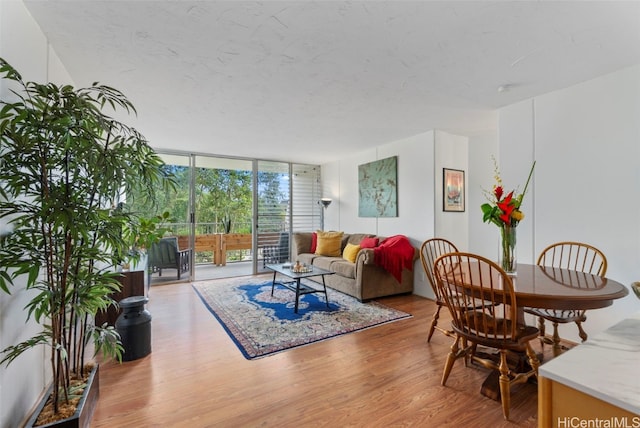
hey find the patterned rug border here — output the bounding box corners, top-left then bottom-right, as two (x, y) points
(192, 276), (412, 360)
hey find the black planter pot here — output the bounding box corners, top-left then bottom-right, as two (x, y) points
(26, 364), (100, 428)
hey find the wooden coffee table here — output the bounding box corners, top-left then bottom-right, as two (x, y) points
(266, 263), (334, 313)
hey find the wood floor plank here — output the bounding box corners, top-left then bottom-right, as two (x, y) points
(92, 278), (546, 427)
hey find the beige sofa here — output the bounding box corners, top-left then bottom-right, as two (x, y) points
(291, 232), (417, 302)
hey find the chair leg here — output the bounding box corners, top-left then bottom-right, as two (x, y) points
(575, 320), (588, 342)
(441, 336), (461, 386)
(498, 350), (511, 420)
(551, 322), (562, 357)
(464, 341), (476, 367)
(427, 306), (442, 342)
(525, 343), (540, 375)
(537, 316), (547, 349)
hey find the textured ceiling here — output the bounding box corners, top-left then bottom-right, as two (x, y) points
(22, 1), (640, 164)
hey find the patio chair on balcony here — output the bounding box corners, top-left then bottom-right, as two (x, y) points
(262, 232), (290, 268)
(148, 237), (190, 283)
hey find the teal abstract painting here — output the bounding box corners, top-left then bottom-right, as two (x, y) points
(358, 156), (398, 217)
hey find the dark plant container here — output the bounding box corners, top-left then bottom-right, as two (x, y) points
(25, 365), (99, 428)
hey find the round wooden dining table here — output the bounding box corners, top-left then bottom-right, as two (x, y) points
(441, 262), (629, 321)
(509, 263), (628, 315)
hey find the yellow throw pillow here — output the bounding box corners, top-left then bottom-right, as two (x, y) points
(315, 231), (344, 257)
(342, 243), (360, 263)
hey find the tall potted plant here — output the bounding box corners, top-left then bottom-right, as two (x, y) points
(0, 58), (173, 426)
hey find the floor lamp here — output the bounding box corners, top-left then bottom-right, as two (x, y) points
(320, 198), (332, 231)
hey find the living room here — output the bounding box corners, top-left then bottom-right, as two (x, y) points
(1, 1), (639, 426)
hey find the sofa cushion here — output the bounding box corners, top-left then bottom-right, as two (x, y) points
(360, 236), (379, 248)
(293, 233), (312, 254)
(310, 232), (318, 253)
(342, 243), (360, 263)
(315, 231), (344, 256)
(330, 260), (356, 279)
(312, 256), (341, 271)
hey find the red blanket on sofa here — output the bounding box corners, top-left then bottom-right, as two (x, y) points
(373, 235), (414, 282)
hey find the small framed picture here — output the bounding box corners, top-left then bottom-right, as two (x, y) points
(443, 168), (465, 212)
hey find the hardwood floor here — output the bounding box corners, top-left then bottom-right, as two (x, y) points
(93, 277), (549, 427)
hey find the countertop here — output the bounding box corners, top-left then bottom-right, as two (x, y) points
(539, 311), (640, 415)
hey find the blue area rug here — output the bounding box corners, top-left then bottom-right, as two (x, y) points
(192, 276), (412, 360)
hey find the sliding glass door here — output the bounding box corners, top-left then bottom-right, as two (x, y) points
(255, 162), (323, 272)
(193, 156), (254, 279)
(134, 152), (321, 283)
(256, 161), (291, 272)
(138, 153), (193, 286)
(133, 153), (256, 284)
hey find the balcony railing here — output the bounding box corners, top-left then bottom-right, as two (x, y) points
(167, 229), (285, 266)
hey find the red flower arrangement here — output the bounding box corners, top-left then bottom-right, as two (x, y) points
(481, 158), (535, 228)
(481, 157), (535, 273)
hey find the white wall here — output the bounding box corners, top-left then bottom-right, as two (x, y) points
(493, 65), (640, 342)
(0, 2), (73, 427)
(470, 101), (538, 264)
(322, 131), (436, 297)
(322, 130), (474, 299)
(468, 130), (499, 256)
(434, 130), (469, 251)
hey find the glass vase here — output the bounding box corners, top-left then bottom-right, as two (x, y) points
(499, 224), (517, 275)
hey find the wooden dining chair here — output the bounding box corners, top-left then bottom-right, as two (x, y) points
(524, 241), (607, 355)
(419, 238), (459, 342)
(434, 252), (540, 420)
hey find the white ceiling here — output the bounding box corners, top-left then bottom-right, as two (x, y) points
(23, 1), (640, 164)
